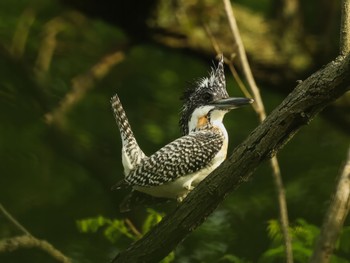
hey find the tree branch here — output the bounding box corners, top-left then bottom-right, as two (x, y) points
(112, 53), (350, 262)
(0, 235), (71, 263)
(309, 147), (350, 263)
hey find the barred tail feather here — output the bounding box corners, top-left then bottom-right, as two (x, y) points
(110, 93), (146, 173)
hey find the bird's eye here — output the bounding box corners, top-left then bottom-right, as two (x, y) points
(203, 92), (212, 101)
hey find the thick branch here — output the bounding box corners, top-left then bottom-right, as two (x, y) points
(309, 147), (350, 263)
(112, 54), (350, 263)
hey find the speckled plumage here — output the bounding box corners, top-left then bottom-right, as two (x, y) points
(112, 104), (230, 201)
(111, 94), (146, 174)
(111, 56), (252, 205)
(125, 129), (224, 186)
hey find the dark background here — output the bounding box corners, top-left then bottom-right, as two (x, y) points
(0, 0), (349, 262)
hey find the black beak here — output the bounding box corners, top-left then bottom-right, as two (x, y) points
(209, 97), (254, 109)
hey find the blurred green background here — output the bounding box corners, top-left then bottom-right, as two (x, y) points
(0, 0), (349, 262)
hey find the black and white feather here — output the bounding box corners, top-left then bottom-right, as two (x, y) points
(111, 94), (146, 174)
(125, 130), (224, 186)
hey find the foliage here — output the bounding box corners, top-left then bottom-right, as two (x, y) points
(77, 209), (165, 241)
(142, 208), (164, 234)
(77, 215), (136, 242)
(260, 219), (350, 263)
(77, 209), (175, 262)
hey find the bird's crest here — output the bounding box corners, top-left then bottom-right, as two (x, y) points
(179, 55), (229, 135)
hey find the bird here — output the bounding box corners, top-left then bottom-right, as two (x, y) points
(111, 56), (253, 203)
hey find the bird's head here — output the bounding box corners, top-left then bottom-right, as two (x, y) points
(180, 56), (253, 134)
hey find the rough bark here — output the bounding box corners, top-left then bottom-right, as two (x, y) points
(111, 54), (350, 263)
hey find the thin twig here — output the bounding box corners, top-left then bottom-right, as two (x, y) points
(226, 62), (252, 99)
(45, 51), (125, 126)
(222, 0), (266, 121)
(222, 1), (293, 262)
(125, 219), (142, 239)
(203, 23), (222, 57)
(0, 235), (71, 263)
(309, 147), (350, 263)
(0, 203), (31, 236)
(0, 203), (71, 263)
(340, 0), (350, 55)
(203, 24), (254, 105)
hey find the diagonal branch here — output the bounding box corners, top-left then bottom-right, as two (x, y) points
(112, 53), (350, 263)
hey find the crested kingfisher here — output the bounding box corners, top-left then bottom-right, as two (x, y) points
(111, 56), (253, 204)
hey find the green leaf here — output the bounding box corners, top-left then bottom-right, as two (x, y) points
(77, 216), (137, 243)
(259, 246), (285, 263)
(267, 219), (283, 244)
(160, 251), (175, 263)
(292, 242), (312, 262)
(292, 218), (319, 247)
(76, 215), (111, 233)
(103, 221), (123, 243)
(142, 209), (164, 234)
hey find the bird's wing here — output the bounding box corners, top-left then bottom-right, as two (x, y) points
(124, 130), (224, 187)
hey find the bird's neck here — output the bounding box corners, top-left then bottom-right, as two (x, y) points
(207, 110), (229, 141)
(188, 107), (228, 138)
